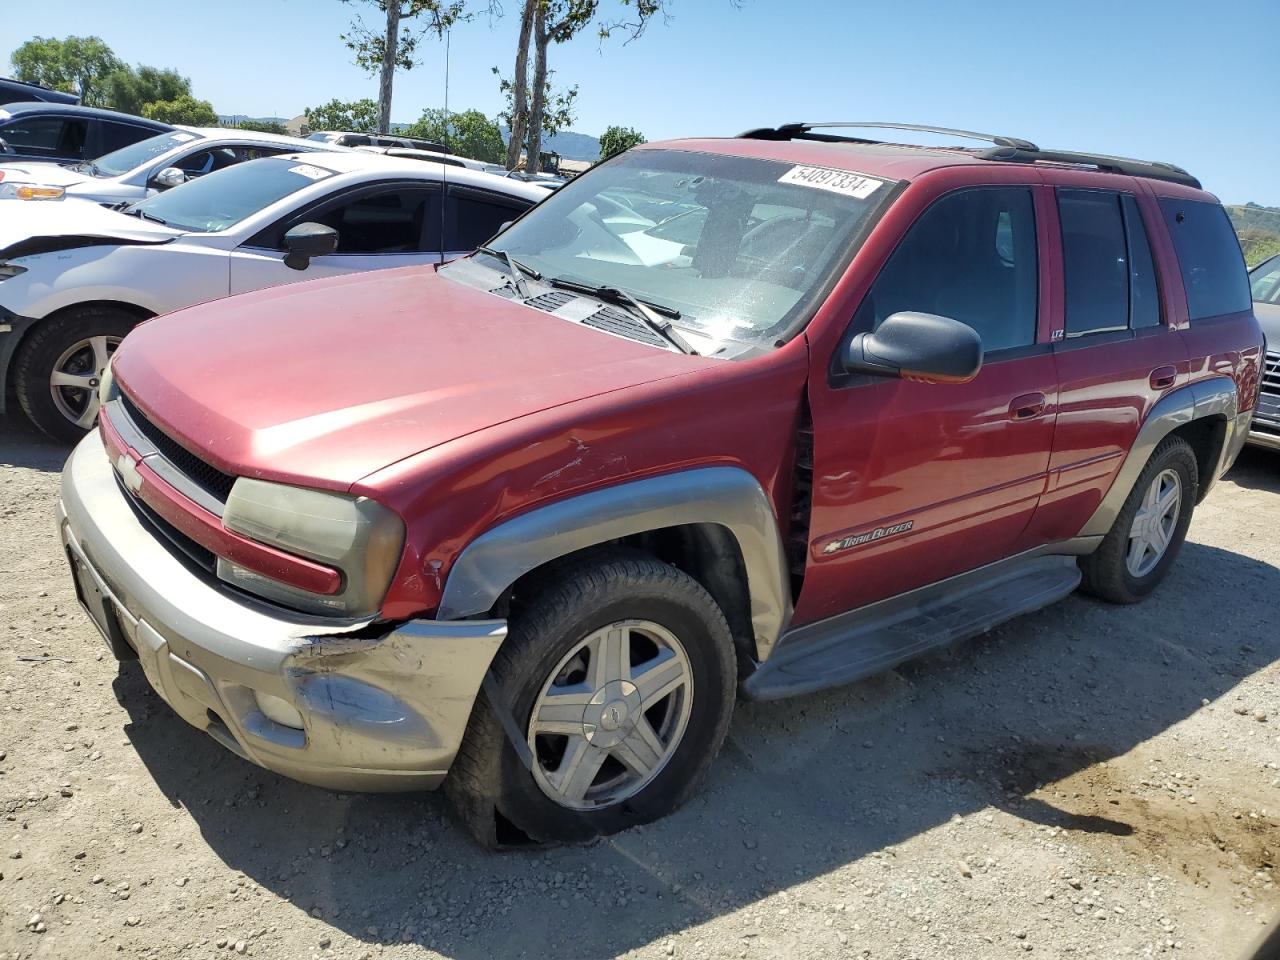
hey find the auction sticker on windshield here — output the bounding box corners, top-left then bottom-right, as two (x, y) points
(287, 164), (334, 180)
(778, 165), (883, 199)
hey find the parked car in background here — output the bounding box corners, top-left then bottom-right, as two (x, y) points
(56, 123), (1261, 847)
(354, 144), (490, 171)
(0, 128), (332, 203)
(0, 150), (546, 440)
(0, 77), (79, 107)
(1246, 253), (1280, 450)
(307, 130), (445, 152)
(0, 102), (171, 165)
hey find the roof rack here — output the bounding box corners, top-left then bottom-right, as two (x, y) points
(738, 122), (1201, 189)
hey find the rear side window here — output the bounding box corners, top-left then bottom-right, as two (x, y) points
(446, 187), (531, 251)
(1159, 198), (1251, 320)
(854, 186), (1038, 354)
(1058, 190), (1163, 335)
(98, 120), (156, 154)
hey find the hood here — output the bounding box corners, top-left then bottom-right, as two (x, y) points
(0, 161), (88, 190)
(0, 197), (179, 259)
(113, 267), (710, 490)
(1255, 301), (1280, 349)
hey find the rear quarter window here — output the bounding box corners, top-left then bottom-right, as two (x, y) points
(1158, 198), (1251, 321)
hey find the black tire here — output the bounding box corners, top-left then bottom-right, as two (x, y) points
(1078, 435), (1198, 604)
(446, 549), (737, 848)
(13, 305), (137, 444)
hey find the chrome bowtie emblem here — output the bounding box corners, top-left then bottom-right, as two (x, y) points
(115, 453), (143, 494)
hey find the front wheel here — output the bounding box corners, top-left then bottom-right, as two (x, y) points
(1079, 435), (1199, 604)
(446, 550), (737, 847)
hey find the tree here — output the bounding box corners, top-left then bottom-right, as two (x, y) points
(493, 67), (578, 168)
(141, 96), (219, 126)
(599, 125), (645, 160)
(304, 98), (380, 133)
(404, 108), (506, 163)
(230, 118), (289, 135)
(340, 1), (468, 134)
(105, 66), (191, 117)
(9, 36), (122, 106)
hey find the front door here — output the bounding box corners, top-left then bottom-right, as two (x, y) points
(228, 184), (443, 295)
(797, 184), (1057, 624)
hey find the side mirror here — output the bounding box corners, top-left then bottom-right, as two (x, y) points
(842, 311), (983, 383)
(497, 220), (513, 234)
(150, 167), (188, 190)
(282, 222), (339, 271)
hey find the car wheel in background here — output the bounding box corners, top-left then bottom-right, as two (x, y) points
(13, 305), (138, 444)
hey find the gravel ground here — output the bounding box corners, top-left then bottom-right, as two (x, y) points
(0, 413), (1277, 960)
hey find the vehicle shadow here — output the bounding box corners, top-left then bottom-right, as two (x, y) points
(0, 411), (68, 472)
(112, 539), (1280, 959)
(1227, 447), (1280, 493)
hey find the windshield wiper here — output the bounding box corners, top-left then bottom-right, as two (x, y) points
(475, 245), (540, 299)
(130, 208), (168, 225)
(548, 277), (697, 355)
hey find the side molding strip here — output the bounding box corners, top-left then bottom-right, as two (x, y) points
(437, 466), (793, 660)
(1080, 377), (1237, 538)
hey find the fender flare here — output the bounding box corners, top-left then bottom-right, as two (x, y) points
(436, 466), (793, 660)
(1080, 376), (1240, 538)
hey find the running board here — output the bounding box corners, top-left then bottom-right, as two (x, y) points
(742, 554), (1082, 701)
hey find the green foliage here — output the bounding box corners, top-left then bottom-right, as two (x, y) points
(304, 98), (380, 134)
(341, 0), (468, 73)
(492, 67), (579, 141)
(141, 96), (220, 126)
(1227, 203), (1280, 267)
(9, 35), (122, 106)
(598, 125), (645, 160)
(229, 119), (289, 135)
(404, 108), (506, 163)
(105, 66), (191, 117)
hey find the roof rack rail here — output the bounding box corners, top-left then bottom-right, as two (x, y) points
(738, 122), (1039, 151)
(737, 122), (1201, 190)
(976, 146), (1201, 189)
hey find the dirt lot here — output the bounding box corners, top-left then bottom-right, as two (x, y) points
(0, 413), (1277, 960)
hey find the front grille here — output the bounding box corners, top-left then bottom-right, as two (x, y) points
(1255, 351), (1280, 433)
(114, 471), (216, 574)
(119, 393), (236, 502)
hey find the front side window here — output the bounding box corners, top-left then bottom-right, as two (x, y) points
(128, 156), (338, 233)
(854, 186), (1038, 354)
(1250, 254), (1280, 305)
(1159, 198), (1251, 321)
(306, 187), (440, 253)
(0, 116), (86, 157)
(456, 148), (892, 348)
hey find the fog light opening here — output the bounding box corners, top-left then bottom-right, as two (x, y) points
(253, 691), (304, 730)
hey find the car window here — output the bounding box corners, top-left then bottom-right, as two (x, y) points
(92, 131), (205, 177)
(129, 156), (338, 233)
(854, 186), (1039, 354)
(0, 115), (87, 158)
(446, 187), (530, 251)
(1250, 255), (1280, 305)
(1122, 194), (1162, 328)
(1059, 190), (1130, 336)
(1158, 198), (1251, 321)
(308, 187), (441, 254)
(99, 120), (157, 154)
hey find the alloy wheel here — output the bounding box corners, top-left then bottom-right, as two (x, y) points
(48, 335), (120, 430)
(1126, 468), (1182, 578)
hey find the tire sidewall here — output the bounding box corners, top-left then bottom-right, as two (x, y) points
(495, 582), (734, 844)
(1113, 443), (1198, 601)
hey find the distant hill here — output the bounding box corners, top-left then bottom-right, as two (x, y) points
(498, 126), (600, 162)
(1227, 202), (1280, 267)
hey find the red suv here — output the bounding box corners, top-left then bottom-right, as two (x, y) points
(59, 122), (1263, 846)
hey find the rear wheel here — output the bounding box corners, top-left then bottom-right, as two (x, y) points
(1079, 435), (1198, 604)
(446, 550), (736, 847)
(14, 306), (137, 443)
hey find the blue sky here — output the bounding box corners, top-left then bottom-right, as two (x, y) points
(5, 0), (1278, 204)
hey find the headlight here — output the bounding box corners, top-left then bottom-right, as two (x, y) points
(0, 183), (64, 200)
(97, 359), (118, 407)
(219, 478), (405, 618)
(0, 263), (27, 282)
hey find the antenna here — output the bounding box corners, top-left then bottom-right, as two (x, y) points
(436, 26), (451, 263)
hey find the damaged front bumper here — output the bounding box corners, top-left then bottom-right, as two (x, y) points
(59, 431), (506, 792)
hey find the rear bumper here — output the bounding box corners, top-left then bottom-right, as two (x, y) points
(59, 430), (506, 792)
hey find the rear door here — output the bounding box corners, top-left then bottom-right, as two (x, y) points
(797, 183), (1059, 623)
(1026, 183), (1190, 544)
(228, 182), (444, 294)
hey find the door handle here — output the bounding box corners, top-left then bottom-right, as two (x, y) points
(1009, 392), (1046, 421)
(1149, 366), (1177, 390)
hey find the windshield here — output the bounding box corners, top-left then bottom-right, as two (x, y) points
(91, 130), (206, 177)
(1250, 254), (1280, 305)
(127, 156), (337, 232)
(457, 148), (892, 347)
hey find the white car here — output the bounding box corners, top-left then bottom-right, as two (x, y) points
(354, 144), (491, 171)
(0, 128), (329, 204)
(0, 150), (546, 440)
